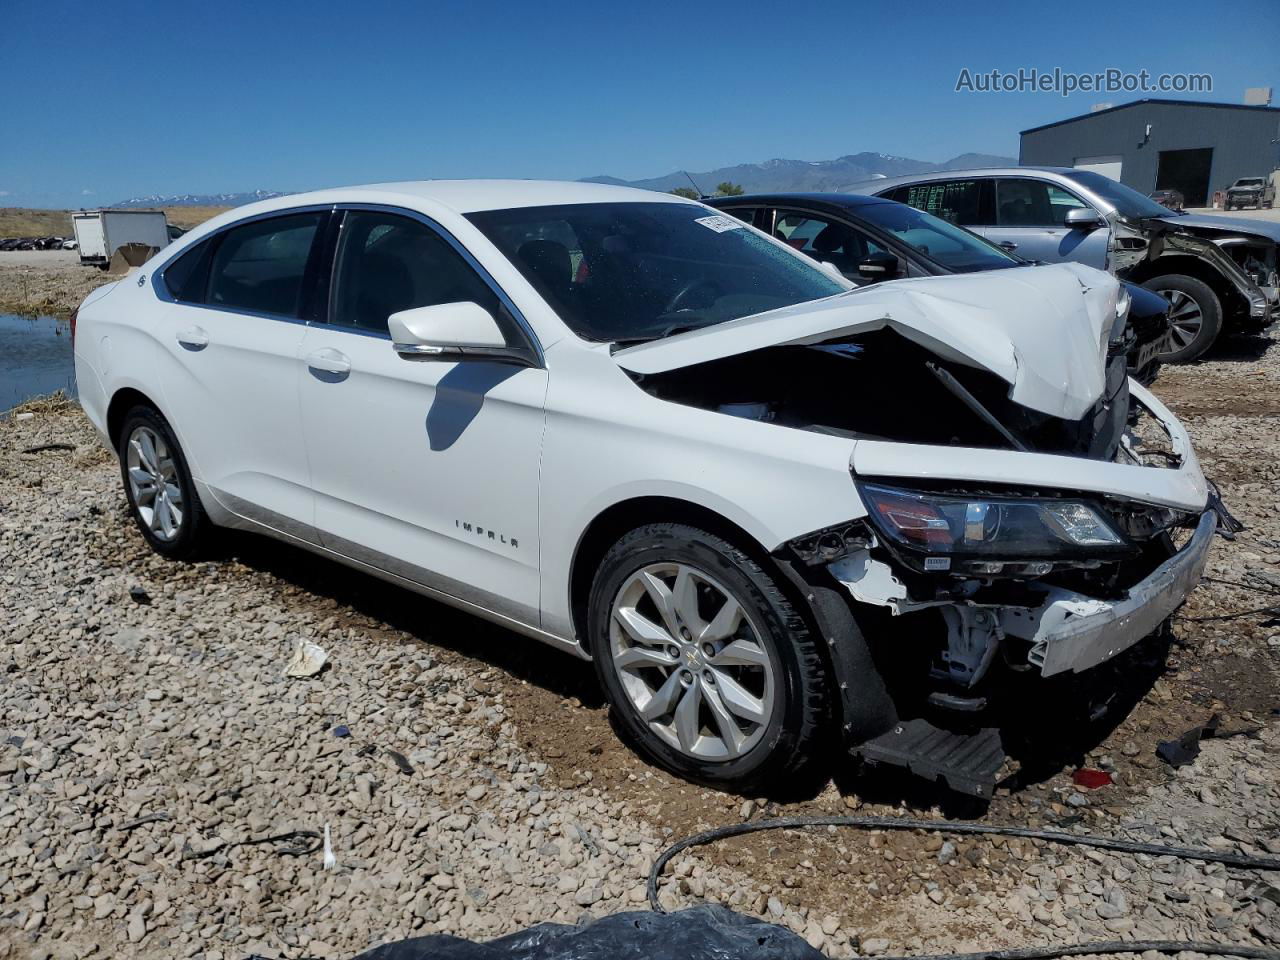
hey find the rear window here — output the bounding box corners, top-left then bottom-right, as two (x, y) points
(204, 213), (324, 317)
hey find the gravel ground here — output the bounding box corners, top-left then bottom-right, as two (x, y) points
(1, 325), (1278, 959)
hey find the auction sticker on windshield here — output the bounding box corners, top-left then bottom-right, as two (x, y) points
(694, 215), (745, 233)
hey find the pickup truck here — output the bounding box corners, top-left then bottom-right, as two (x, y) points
(1224, 177), (1275, 211)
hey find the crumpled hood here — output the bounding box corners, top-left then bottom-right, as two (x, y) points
(614, 263), (1118, 420)
(1162, 212), (1280, 243)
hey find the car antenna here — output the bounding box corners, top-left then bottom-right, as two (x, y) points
(682, 170), (711, 200)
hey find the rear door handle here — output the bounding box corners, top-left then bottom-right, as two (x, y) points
(998, 241), (1018, 251)
(176, 326), (209, 350)
(306, 348), (351, 377)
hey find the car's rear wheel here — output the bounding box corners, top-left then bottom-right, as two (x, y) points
(588, 522), (829, 793)
(117, 405), (210, 559)
(1143, 274), (1222, 363)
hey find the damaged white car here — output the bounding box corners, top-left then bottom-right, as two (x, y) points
(72, 181), (1229, 795)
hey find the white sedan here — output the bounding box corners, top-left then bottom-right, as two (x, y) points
(72, 180), (1216, 793)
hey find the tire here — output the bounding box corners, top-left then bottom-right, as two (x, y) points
(117, 405), (210, 559)
(588, 522), (829, 793)
(1142, 274), (1223, 363)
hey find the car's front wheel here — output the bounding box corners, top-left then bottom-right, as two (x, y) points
(117, 405), (210, 559)
(1143, 274), (1223, 363)
(588, 522), (829, 793)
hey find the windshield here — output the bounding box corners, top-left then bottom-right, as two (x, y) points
(853, 201), (1020, 273)
(1235, 179), (1264, 187)
(466, 202), (846, 342)
(1060, 170), (1173, 219)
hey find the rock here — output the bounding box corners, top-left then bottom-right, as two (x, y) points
(862, 937), (892, 955)
(573, 885), (602, 907)
(127, 914), (146, 943)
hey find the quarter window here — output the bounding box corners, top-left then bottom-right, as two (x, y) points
(162, 238), (215, 303)
(205, 213), (324, 317)
(995, 179), (1089, 227)
(329, 211), (502, 336)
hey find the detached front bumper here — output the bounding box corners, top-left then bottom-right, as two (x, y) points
(1000, 509), (1216, 676)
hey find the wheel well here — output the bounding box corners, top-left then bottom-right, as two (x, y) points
(1126, 254), (1244, 315)
(568, 497), (771, 655)
(106, 388), (160, 448)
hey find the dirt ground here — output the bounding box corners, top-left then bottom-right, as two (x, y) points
(0, 252), (116, 319)
(0, 263), (1278, 959)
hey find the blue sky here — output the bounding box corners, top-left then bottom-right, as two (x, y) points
(3, 0), (1276, 208)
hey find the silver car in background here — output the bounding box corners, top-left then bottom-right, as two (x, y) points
(856, 166), (1279, 361)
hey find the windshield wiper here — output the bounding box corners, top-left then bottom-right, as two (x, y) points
(611, 322), (704, 347)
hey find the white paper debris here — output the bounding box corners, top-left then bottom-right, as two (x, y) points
(322, 823), (336, 870)
(694, 215), (744, 233)
(283, 638), (328, 678)
(15, 412), (35, 422)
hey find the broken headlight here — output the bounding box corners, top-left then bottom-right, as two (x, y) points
(859, 483), (1131, 575)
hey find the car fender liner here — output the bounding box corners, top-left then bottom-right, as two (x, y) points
(771, 557), (899, 744)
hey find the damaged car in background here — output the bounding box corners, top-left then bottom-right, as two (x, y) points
(707, 190), (1171, 386)
(74, 182), (1232, 798)
(859, 167), (1279, 362)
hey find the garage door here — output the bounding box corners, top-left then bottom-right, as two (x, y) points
(1073, 155), (1123, 181)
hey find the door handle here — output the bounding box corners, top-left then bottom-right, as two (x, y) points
(305, 348), (351, 376)
(998, 241), (1018, 251)
(176, 326), (209, 350)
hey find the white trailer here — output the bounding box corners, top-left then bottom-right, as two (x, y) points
(71, 210), (171, 268)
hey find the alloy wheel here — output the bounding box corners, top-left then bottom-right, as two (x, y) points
(608, 562), (775, 761)
(125, 425), (185, 542)
(1154, 288), (1204, 352)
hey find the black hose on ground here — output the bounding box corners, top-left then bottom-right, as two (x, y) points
(647, 815), (1280, 959)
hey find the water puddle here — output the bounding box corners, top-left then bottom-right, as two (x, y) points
(1, 313), (76, 413)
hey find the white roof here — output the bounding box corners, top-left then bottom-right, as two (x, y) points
(248, 179), (688, 216)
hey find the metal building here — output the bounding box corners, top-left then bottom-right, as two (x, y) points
(1019, 98), (1280, 207)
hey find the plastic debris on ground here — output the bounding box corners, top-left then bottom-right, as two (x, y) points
(351, 905), (823, 960)
(284, 638), (329, 678)
(1072, 768), (1114, 789)
(323, 824), (336, 870)
(1156, 711), (1261, 767)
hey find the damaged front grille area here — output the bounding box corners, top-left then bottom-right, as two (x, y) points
(631, 329), (1139, 461)
(1117, 395), (1182, 468)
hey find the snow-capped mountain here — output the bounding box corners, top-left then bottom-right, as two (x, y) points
(112, 190), (289, 208)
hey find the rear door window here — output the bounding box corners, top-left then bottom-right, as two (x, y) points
(205, 213), (324, 317)
(897, 180), (992, 226)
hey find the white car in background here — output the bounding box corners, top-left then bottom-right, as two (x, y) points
(72, 181), (1219, 795)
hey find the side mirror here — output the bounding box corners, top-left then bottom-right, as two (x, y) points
(1064, 207), (1105, 231)
(857, 251), (900, 281)
(388, 302), (534, 365)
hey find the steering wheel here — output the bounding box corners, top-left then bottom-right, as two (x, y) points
(663, 278), (721, 315)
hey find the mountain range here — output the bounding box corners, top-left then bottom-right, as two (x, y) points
(112, 190), (288, 208)
(582, 152), (1016, 194)
(109, 151), (1017, 207)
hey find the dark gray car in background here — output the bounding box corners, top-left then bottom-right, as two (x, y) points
(853, 167), (1279, 361)
(708, 192), (1170, 385)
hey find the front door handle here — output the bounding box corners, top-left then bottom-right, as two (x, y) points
(176, 326), (209, 350)
(306, 348), (351, 377)
(998, 241), (1018, 251)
